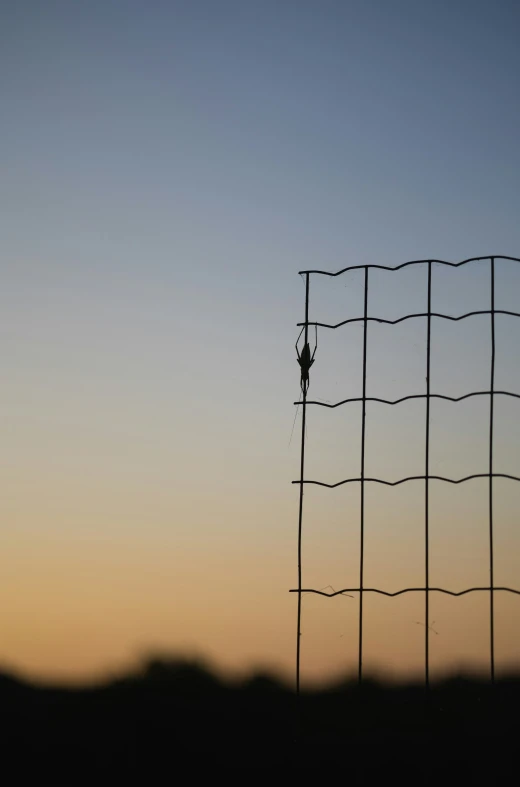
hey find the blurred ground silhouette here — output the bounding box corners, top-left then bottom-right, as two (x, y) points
(1, 656), (517, 775)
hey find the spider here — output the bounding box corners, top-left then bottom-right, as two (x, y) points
(295, 324), (318, 394)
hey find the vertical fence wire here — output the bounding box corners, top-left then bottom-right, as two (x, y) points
(296, 272), (310, 697)
(425, 261), (432, 687)
(358, 268), (369, 683)
(489, 257), (496, 683)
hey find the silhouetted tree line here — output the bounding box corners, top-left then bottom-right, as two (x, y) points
(1, 657), (518, 775)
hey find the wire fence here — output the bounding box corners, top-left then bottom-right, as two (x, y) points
(291, 255), (520, 693)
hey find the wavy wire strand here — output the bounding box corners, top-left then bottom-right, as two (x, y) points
(298, 254), (520, 276)
(299, 390), (520, 408)
(297, 309), (520, 329)
(290, 586), (520, 598)
(292, 473), (520, 488)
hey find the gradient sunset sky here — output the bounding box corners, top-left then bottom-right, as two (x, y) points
(2, 0), (520, 685)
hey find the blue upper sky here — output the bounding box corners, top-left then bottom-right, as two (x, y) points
(3, 0), (520, 280)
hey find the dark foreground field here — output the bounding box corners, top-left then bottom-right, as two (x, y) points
(2, 658), (518, 775)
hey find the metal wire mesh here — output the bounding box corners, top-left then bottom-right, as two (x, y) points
(291, 255), (520, 693)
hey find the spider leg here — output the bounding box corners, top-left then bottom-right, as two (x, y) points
(295, 325), (305, 357)
(310, 325), (318, 361)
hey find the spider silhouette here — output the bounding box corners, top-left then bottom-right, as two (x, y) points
(296, 324), (318, 394)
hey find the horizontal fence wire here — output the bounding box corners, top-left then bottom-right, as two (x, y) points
(289, 587), (520, 597)
(292, 473), (520, 488)
(293, 255), (520, 695)
(299, 391), (520, 407)
(298, 254), (520, 276)
(297, 309), (520, 329)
